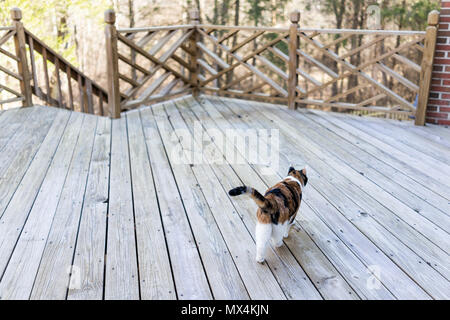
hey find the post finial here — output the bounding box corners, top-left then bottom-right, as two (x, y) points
(289, 10), (300, 24)
(10, 7), (22, 21)
(427, 10), (440, 26)
(104, 9), (116, 24)
(189, 9), (200, 23)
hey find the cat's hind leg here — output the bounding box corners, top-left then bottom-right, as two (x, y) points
(272, 222), (286, 247)
(284, 222), (294, 238)
(255, 222), (272, 263)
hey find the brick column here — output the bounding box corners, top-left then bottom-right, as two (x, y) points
(427, 0), (450, 125)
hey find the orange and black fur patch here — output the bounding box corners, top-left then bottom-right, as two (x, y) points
(228, 167), (307, 225)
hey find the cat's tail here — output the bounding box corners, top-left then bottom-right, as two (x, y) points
(228, 186), (270, 210)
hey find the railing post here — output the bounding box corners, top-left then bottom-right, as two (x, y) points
(415, 10), (440, 126)
(104, 9), (121, 119)
(288, 10), (300, 110)
(188, 9), (200, 98)
(10, 8), (32, 107)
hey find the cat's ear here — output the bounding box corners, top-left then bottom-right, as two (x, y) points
(288, 166), (295, 174)
(301, 166), (307, 175)
(301, 166), (308, 186)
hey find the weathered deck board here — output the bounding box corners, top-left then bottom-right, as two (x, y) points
(274, 107), (450, 241)
(105, 117), (140, 300)
(401, 124), (450, 148)
(335, 115), (450, 187)
(356, 117), (450, 164)
(68, 117), (111, 300)
(125, 110), (176, 300)
(0, 107), (54, 183)
(141, 106), (212, 299)
(261, 108), (450, 253)
(0, 100), (449, 300)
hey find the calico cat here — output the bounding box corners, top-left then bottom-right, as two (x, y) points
(228, 166), (308, 263)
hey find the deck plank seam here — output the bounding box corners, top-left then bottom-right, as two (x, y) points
(101, 117), (114, 300)
(137, 109), (179, 300)
(124, 114), (143, 300)
(326, 110), (447, 165)
(304, 109), (450, 203)
(171, 98), (288, 299)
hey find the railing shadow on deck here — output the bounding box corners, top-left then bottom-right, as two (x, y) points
(0, 7), (441, 125)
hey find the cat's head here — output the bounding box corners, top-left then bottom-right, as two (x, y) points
(288, 166), (308, 186)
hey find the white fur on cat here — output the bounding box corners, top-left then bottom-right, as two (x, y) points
(255, 222), (272, 263)
(255, 220), (291, 263)
(284, 175), (303, 190)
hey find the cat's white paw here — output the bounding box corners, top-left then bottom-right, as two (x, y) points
(256, 256), (265, 263)
(274, 240), (283, 247)
(283, 232), (289, 238)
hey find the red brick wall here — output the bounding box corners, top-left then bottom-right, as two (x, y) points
(427, 0), (450, 125)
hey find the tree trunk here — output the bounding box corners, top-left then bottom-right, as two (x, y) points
(128, 0), (136, 81)
(330, 0), (346, 98)
(347, 0), (362, 103)
(227, 0), (240, 86)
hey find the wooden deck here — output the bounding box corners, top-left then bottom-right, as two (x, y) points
(0, 95), (449, 300)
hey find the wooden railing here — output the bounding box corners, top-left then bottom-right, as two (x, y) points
(0, 8), (108, 115)
(105, 9), (439, 124)
(195, 12), (439, 121)
(25, 31), (108, 115)
(0, 23), (28, 106)
(0, 7), (440, 125)
(105, 9), (194, 118)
